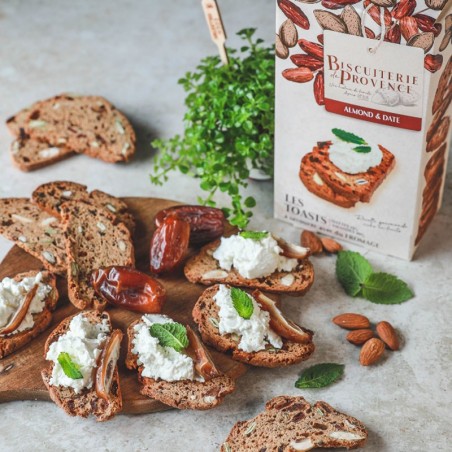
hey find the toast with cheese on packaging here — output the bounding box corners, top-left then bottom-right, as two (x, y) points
(192, 285), (314, 368)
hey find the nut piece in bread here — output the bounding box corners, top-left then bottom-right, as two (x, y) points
(0, 198), (67, 274)
(184, 238), (314, 296)
(125, 316), (236, 410)
(222, 395), (368, 451)
(61, 201), (135, 310)
(192, 285), (315, 368)
(41, 310), (122, 422)
(0, 271), (58, 358)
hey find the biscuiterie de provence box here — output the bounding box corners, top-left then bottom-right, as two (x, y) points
(274, 0), (452, 259)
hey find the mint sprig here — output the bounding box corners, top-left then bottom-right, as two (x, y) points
(58, 352), (83, 379)
(149, 322), (189, 352)
(231, 287), (254, 319)
(336, 251), (414, 304)
(353, 145), (372, 153)
(295, 363), (344, 389)
(332, 128), (367, 145)
(239, 231), (269, 240)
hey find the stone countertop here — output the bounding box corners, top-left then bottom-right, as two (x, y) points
(0, 1), (450, 451)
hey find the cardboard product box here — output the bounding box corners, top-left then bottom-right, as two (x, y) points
(274, 0), (452, 259)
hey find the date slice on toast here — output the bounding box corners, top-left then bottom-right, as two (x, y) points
(0, 271), (58, 358)
(0, 198), (67, 274)
(61, 201), (135, 310)
(32, 180), (135, 232)
(125, 313), (235, 410)
(41, 310), (122, 422)
(222, 395), (368, 451)
(192, 285), (314, 368)
(184, 232), (314, 296)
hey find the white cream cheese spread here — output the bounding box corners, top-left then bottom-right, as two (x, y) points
(132, 314), (194, 382)
(0, 272), (51, 336)
(214, 285), (282, 353)
(212, 234), (298, 279)
(328, 139), (382, 174)
(46, 313), (110, 393)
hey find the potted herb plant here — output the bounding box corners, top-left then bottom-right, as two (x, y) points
(151, 28), (275, 228)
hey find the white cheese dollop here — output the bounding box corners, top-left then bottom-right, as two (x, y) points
(328, 139), (383, 175)
(212, 234), (298, 279)
(46, 313), (110, 393)
(132, 314), (194, 382)
(0, 272), (51, 335)
(214, 285), (282, 353)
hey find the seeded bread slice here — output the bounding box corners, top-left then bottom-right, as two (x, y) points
(125, 319), (236, 410)
(10, 134), (74, 172)
(0, 198), (67, 273)
(41, 310), (122, 421)
(32, 181), (135, 232)
(184, 240), (314, 296)
(61, 201), (135, 310)
(309, 142), (395, 203)
(0, 271), (58, 358)
(222, 395), (368, 451)
(192, 285), (314, 367)
(16, 94), (135, 162)
(299, 153), (358, 208)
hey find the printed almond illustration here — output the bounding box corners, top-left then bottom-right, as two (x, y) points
(299, 129), (395, 208)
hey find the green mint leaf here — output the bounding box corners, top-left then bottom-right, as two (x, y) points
(58, 352), (83, 379)
(361, 272), (414, 304)
(295, 363), (344, 389)
(353, 145), (372, 153)
(231, 287), (254, 319)
(149, 322), (189, 352)
(332, 128), (367, 145)
(336, 251), (373, 297)
(239, 230), (269, 240)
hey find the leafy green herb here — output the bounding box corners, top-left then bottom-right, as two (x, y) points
(295, 363), (344, 389)
(58, 352), (83, 379)
(239, 230), (269, 240)
(231, 287), (254, 319)
(332, 128), (367, 145)
(336, 251), (373, 297)
(353, 145), (372, 153)
(149, 322), (189, 352)
(361, 272), (414, 304)
(336, 251), (414, 304)
(151, 28), (275, 229)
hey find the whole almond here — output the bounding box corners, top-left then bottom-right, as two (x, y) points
(341, 5), (362, 37)
(407, 32), (435, 54)
(370, 0), (395, 6)
(425, 0), (448, 10)
(298, 39), (324, 59)
(360, 338), (385, 366)
(439, 30), (451, 52)
(301, 230), (323, 254)
(376, 321), (399, 350)
(276, 34), (289, 59)
(314, 71), (325, 106)
(332, 313), (370, 330)
(314, 10), (348, 33)
(282, 67), (314, 83)
(320, 237), (342, 254)
(346, 329), (374, 345)
(280, 19), (298, 48)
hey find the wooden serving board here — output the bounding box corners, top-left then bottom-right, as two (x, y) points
(0, 197), (247, 414)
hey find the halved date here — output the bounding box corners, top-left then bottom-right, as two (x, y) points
(91, 266), (166, 313)
(155, 205), (224, 245)
(150, 216), (190, 274)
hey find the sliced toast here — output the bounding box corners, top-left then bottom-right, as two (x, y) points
(0, 198), (67, 274)
(0, 271), (58, 358)
(11, 94), (135, 163)
(125, 317), (236, 410)
(32, 181), (135, 232)
(184, 240), (314, 296)
(222, 395), (368, 451)
(41, 310), (122, 421)
(61, 201), (135, 310)
(299, 153), (358, 208)
(308, 142), (395, 203)
(192, 285), (315, 367)
(10, 134), (74, 172)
